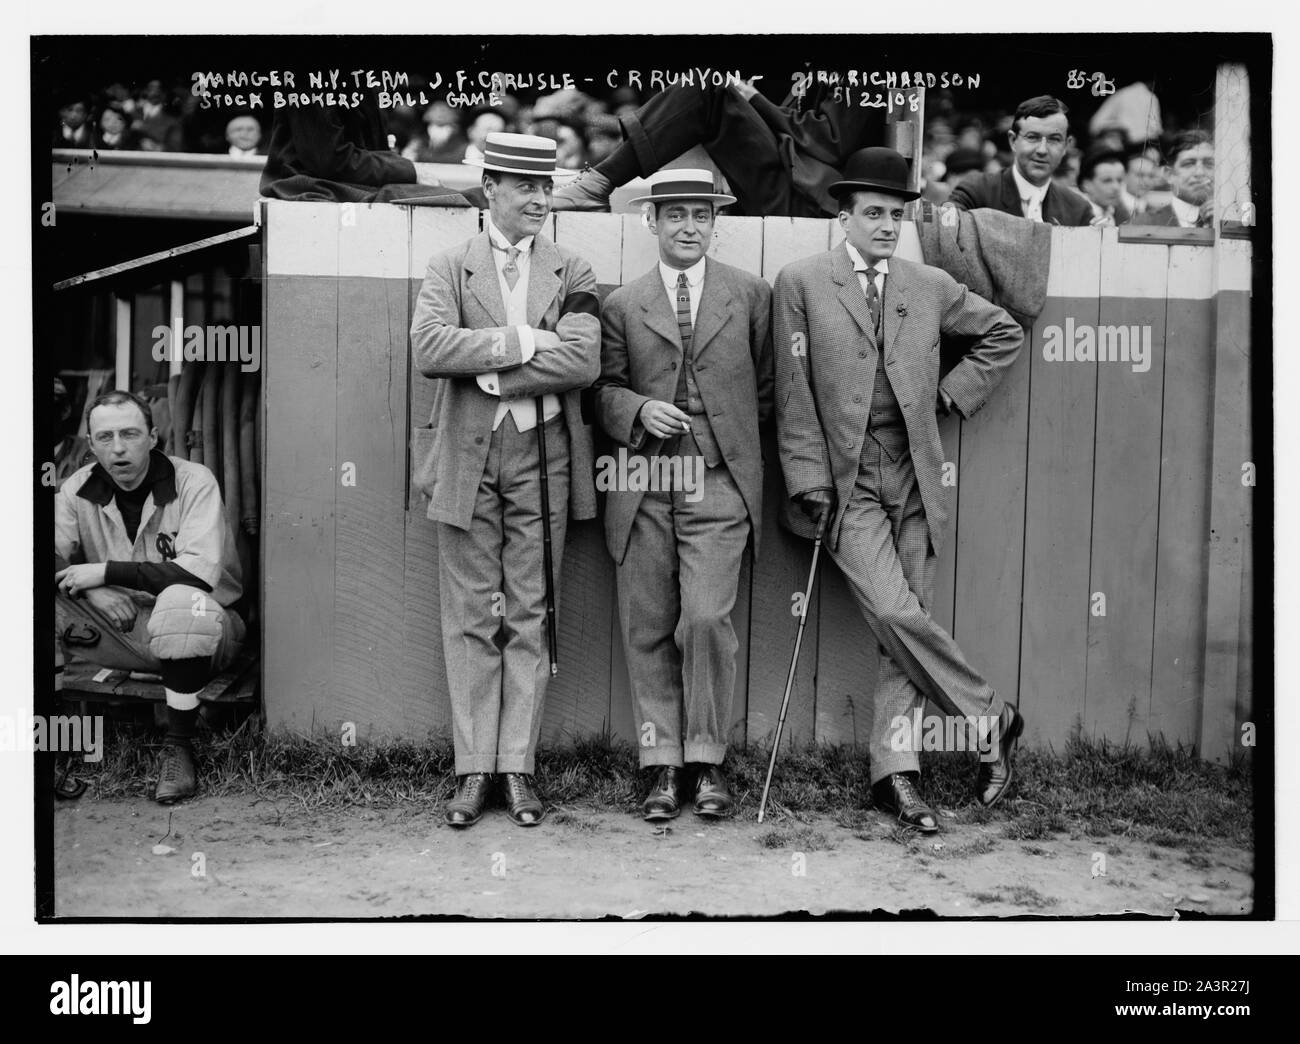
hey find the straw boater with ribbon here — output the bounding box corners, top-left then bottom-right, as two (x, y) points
(593, 169), (774, 821)
(410, 132), (601, 828)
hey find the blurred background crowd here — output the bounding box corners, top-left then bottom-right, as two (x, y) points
(52, 72), (1204, 220)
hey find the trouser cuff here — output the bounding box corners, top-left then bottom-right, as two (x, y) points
(684, 741), (727, 765)
(454, 754), (500, 775)
(494, 754), (536, 775)
(870, 750), (921, 787)
(638, 746), (684, 769)
(618, 111), (661, 180)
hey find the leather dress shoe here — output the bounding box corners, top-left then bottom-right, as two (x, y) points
(693, 764), (734, 818)
(642, 765), (682, 821)
(551, 167), (613, 211)
(444, 772), (491, 827)
(977, 703), (1025, 807)
(873, 772), (939, 833)
(503, 773), (546, 826)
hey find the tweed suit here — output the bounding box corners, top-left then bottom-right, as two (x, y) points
(594, 257), (773, 767)
(774, 242), (1023, 783)
(410, 230), (600, 775)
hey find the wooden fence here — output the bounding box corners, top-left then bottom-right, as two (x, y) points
(261, 201), (1254, 764)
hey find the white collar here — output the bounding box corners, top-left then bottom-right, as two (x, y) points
(1170, 195), (1201, 227)
(486, 217), (534, 255)
(844, 242), (889, 277)
(659, 255), (707, 291)
(1011, 163), (1051, 205)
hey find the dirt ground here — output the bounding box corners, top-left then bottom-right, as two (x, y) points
(52, 794), (1255, 919)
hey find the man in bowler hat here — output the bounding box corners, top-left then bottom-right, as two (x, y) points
(774, 147), (1026, 831)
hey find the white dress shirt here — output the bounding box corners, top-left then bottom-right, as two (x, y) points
(1170, 195), (1202, 228)
(658, 256), (706, 325)
(475, 218), (559, 431)
(1011, 163), (1051, 223)
(844, 243), (889, 304)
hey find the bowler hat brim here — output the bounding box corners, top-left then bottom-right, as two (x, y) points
(828, 178), (921, 203)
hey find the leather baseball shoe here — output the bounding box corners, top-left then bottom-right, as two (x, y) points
(154, 743), (197, 804)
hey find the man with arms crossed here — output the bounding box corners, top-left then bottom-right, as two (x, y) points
(410, 133), (601, 828)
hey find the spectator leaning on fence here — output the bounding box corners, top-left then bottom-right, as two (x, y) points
(55, 391), (246, 804)
(1132, 130), (1216, 228)
(947, 95), (1097, 226)
(1078, 147), (1131, 225)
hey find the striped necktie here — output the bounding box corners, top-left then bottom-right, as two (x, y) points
(862, 266), (881, 335)
(676, 271), (693, 349)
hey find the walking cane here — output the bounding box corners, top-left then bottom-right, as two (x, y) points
(535, 396), (559, 676)
(757, 505), (829, 823)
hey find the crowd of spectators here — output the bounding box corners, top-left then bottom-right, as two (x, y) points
(918, 80), (1205, 223)
(51, 75), (642, 167)
(53, 73), (1213, 224)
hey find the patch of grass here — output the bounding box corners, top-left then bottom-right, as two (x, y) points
(549, 810), (601, 832)
(1020, 844), (1051, 857)
(1184, 851), (1214, 870)
(969, 884), (1057, 910)
(759, 825), (833, 851)
(65, 720), (1255, 852)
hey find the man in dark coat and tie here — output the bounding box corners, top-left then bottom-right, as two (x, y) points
(948, 96), (1097, 226)
(594, 170), (774, 820)
(775, 147), (1026, 832)
(410, 133), (601, 828)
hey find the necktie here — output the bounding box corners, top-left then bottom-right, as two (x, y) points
(862, 266), (881, 336)
(502, 246), (521, 291)
(674, 272), (694, 407)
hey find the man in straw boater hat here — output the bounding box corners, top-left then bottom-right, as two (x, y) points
(593, 170), (773, 820)
(774, 147), (1026, 832)
(410, 132), (601, 828)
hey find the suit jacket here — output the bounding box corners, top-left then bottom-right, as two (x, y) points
(410, 231), (601, 530)
(948, 168), (1094, 227)
(261, 96), (417, 203)
(594, 257), (774, 563)
(774, 243), (1023, 554)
